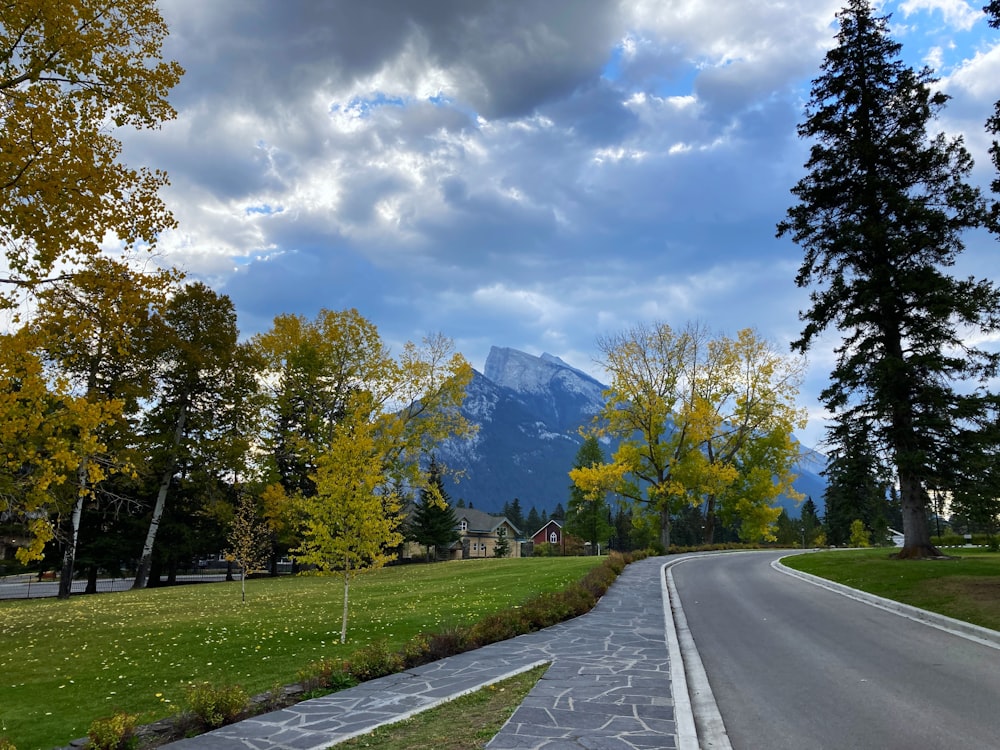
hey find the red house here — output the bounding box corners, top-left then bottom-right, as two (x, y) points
(531, 519), (563, 547)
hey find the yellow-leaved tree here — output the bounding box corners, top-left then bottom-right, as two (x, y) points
(264, 313), (473, 641)
(0, 333), (115, 562)
(571, 322), (806, 549)
(296, 398), (404, 644)
(0, 0), (182, 299)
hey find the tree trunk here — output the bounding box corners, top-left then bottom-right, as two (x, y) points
(241, 564), (246, 603)
(703, 495), (717, 545)
(659, 506), (671, 551)
(85, 564), (98, 595)
(57, 492), (86, 599)
(895, 470), (941, 559)
(133, 403), (187, 589)
(57, 460), (92, 599)
(340, 567), (351, 644)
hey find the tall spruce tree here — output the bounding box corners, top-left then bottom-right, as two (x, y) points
(777, 0), (1000, 558)
(409, 457), (459, 561)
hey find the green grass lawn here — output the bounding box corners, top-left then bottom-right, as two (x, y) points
(0, 557), (602, 750)
(782, 548), (1000, 632)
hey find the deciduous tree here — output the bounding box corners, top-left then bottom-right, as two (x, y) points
(0, 0), (182, 298)
(777, 0), (999, 558)
(295, 401), (404, 643)
(0, 335), (112, 562)
(28, 256), (179, 596)
(226, 492), (270, 602)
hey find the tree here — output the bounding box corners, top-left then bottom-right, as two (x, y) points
(295, 400), (404, 643)
(821, 420), (892, 546)
(28, 256), (179, 597)
(409, 456), (460, 561)
(987, 2), (1000, 228)
(849, 519), (872, 548)
(572, 322), (805, 549)
(253, 309), (389, 500)
(0, 335), (112, 562)
(493, 527), (510, 558)
(525, 506), (542, 535)
(566, 437), (613, 552)
(777, 0), (999, 558)
(551, 503), (566, 522)
(226, 492), (271, 603)
(133, 283), (248, 589)
(801, 499), (822, 547)
(0, 1), (182, 298)
(503, 498), (525, 532)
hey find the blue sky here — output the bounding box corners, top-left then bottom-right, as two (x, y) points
(123, 0), (1000, 450)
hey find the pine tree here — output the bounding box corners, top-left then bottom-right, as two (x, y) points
(777, 0), (1000, 558)
(506, 498), (525, 531)
(525, 506), (542, 536)
(409, 457), (460, 561)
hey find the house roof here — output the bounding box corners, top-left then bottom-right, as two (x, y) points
(456, 507), (521, 536)
(531, 519), (563, 538)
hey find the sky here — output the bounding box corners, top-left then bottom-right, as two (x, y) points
(121, 0), (1000, 450)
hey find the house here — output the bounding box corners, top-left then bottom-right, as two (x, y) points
(531, 519), (564, 547)
(455, 508), (521, 559)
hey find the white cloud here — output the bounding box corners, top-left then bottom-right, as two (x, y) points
(899, 0), (982, 31)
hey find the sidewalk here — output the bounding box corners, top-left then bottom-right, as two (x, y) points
(164, 556), (686, 750)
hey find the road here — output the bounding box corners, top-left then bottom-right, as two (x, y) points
(0, 573), (235, 599)
(670, 550), (1000, 750)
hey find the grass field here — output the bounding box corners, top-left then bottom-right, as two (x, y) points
(0, 557), (602, 750)
(782, 548), (1000, 631)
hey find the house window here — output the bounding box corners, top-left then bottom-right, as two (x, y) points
(460, 520), (468, 532)
(549, 531), (558, 544)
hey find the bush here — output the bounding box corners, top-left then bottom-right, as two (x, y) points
(87, 712), (138, 750)
(532, 542), (559, 557)
(296, 658), (357, 694)
(185, 682), (250, 729)
(0, 738), (16, 750)
(345, 640), (404, 682)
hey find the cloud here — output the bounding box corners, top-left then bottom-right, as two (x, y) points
(898, 0), (983, 31)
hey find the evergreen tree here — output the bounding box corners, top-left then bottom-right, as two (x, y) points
(506, 497), (525, 532)
(821, 420), (891, 547)
(988, 2), (1000, 225)
(493, 527), (510, 558)
(800, 498), (822, 547)
(457, 498), (466, 508)
(566, 437), (613, 551)
(409, 457), (460, 561)
(551, 503), (566, 522)
(777, 0), (999, 558)
(526, 506), (542, 535)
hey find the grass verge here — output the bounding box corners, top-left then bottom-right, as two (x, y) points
(332, 663), (547, 750)
(782, 548), (1000, 631)
(0, 557), (603, 749)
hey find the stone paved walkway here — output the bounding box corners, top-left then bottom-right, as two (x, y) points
(164, 557), (688, 750)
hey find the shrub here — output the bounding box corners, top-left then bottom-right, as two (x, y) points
(185, 682), (250, 729)
(87, 712), (138, 750)
(0, 738), (16, 750)
(345, 640), (404, 682)
(532, 542), (559, 557)
(296, 658), (357, 693)
(468, 610), (528, 648)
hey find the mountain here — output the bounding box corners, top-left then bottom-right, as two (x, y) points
(437, 346), (826, 519)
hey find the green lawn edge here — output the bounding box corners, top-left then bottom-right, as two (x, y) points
(781, 548), (1000, 632)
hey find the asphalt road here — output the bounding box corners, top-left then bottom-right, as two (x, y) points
(670, 550), (1000, 750)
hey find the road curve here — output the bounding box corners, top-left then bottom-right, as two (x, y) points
(670, 550), (1000, 750)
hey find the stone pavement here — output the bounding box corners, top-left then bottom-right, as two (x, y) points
(164, 557), (690, 750)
